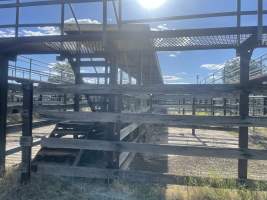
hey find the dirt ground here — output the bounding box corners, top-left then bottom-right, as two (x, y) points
(130, 125), (267, 181)
(129, 106), (267, 181)
(5, 124), (55, 167)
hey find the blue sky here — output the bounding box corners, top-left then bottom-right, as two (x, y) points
(1, 0), (267, 84)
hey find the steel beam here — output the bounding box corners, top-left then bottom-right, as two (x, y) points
(0, 0), (107, 8)
(123, 11), (259, 24)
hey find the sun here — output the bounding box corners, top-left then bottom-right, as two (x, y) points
(138, 0), (166, 9)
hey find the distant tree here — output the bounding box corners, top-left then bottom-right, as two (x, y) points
(48, 61), (74, 83)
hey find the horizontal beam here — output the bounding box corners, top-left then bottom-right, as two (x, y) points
(0, 26), (266, 54)
(1, 26), (263, 44)
(38, 84), (241, 96)
(80, 61), (107, 67)
(249, 75), (267, 85)
(0, 23), (61, 29)
(38, 111), (267, 127)
(41, 138), (267, 160)
(123, 11), (261, 24)
(0, 0), (106, 8)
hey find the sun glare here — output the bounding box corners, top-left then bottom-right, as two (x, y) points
(138, 0), (166, 10)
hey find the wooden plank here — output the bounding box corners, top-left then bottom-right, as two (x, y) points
(36, 164), (267, 190)
(119, 152), (130, 166)
(39, 111), (267, 127)
(41, 138), (267, 160)
(119, 129), (144, 167)
(169, 125), (238, 132)
(120, 123), (140, 140)
(8, 103), (77, 113)
(38, 84), (241, 96)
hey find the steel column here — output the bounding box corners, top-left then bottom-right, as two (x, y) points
(108, 56), (121, 169)
(223, 98), (227, 116)
(60, 1), (65, 36)
(118, 0), (122, 28)
(20, 82), (33, 184)
(258, 0), (263, 42)
(103, 0), (107, 50)
(15, 0), (20, 37)
(238, 49), (253, 180)
(72, 59), (81, 112)
(192, 97), (196, 136)
(0, 56), (8, 175)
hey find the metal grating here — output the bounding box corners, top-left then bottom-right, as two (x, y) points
(44, 41), (104, 55)
(153, 34), (252, 50)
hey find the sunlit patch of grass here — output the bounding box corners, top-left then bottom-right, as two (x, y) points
(0, 167), (85, 200)
(196, 111), (209, 116)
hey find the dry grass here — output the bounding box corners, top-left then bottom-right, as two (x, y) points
(1, 167), (267, 200)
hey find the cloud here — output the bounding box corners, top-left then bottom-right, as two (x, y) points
(163, 75), (182, 84)
(0, 29), (15, 37)
(168, 52), (181, 58)
(19, 26), (60, 36)
(169, 54), (176, 57)
(64, 18), (101, 24)
(0, 18), (100, 38)
(151, 23), (170, 31)
(177, 72), (187, 75)
(38, 26), (60, 35)
(200, 63), (224, 71)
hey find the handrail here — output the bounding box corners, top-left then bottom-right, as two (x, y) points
(8, 56), (75, 84)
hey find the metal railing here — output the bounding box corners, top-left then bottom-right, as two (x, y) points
(8, 56), (75, 84)
(200, 54), (267, 84)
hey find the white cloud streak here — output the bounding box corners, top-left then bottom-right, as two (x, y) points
(200, 63), (225, 71)
(64, 18), (101, 24)
(151, 23), (170, 31)
(0, 18), (101, 38)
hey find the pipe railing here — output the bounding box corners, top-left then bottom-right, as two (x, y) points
(8, 56), (74, 84)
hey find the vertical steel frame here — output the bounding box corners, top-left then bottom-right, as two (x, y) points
(238, 48), (253, 180)
(20, 82), (33, 184)
(0, 56), (8, 175)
